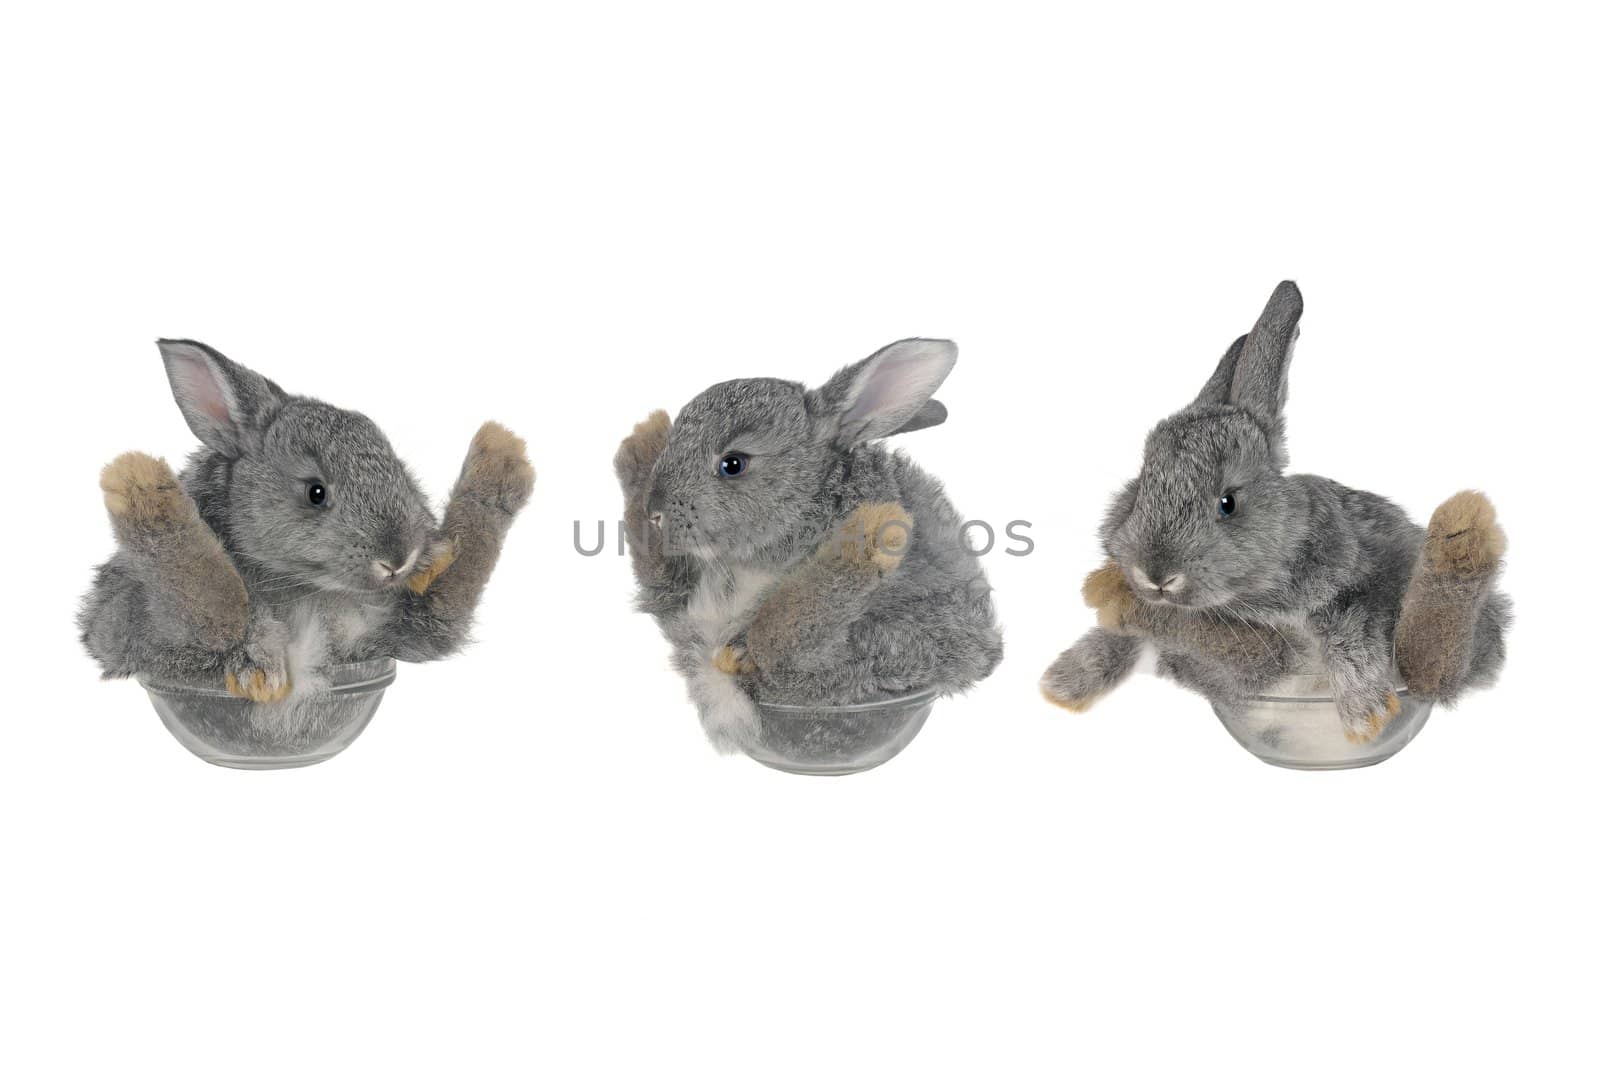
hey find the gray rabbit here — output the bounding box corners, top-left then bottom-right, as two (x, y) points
(1040, 282), (1510, 742)
(614, 339), (1003, 751)
(79, 341), (535, 701)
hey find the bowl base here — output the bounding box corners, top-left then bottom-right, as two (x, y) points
(741, 691), (935, 776)
(747, 754), (901, 777)
(1248, 750), (1405, 772)
(196, 752), (342, 771)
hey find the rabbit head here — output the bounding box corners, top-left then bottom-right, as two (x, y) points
(1099, 281), (1305, 611)
(642, 338), (956, 565)
(159, 340), (438, 595)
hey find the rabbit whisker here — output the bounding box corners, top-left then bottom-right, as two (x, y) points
(1233, 600), (1295, 653)
(1206, 605), (1253, 658)
(248, 572), (319, 590)
(1219, 602), (1277, 661)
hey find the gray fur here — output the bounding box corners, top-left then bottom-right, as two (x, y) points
(1041, 628), (1144, 711)
(79, 340), (533, 697)
(615, 339), (1003, 752)
(1041, 282), (1510, 737)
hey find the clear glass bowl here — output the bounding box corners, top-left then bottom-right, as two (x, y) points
(741, 690), (937, 775)
(140, 658), (396, 770)
(1211, 672), (1432, 770)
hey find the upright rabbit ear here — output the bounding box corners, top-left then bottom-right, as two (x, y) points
(811, 339), (958, 448)
(1194, 334), (1247, 408)
(1228, 280), (1303, 439)
(157, 340), (286, 457)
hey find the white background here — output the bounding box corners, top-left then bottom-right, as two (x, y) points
(2, 3), (1595, 1064)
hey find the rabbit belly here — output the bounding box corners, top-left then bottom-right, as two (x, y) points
(283, 598), (391, 689)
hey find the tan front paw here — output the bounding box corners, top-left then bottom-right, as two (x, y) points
(614, 410), (672, 492)
(713, 645), (756, 675)
(832, 501), (914, 571)
(1039, 681), (1099, 713)
(406, 539), (457, 594)
(1423, 490), (1506, 578)
(225, 667), (292, 703)
(100, 452), (186, 527)
(1342, 691), (1402, 744)
(1083, 561), (1139, 631)
(460, 421), (536, 513)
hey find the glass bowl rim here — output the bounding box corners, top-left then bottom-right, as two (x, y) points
(138, 657), (396, 700)
(1247, 686), (1413, 704)
(756, 687), (938, 714)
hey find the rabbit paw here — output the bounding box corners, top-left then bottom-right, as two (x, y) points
(222, 646), (291, 703)
(406, 539), (457, 595)
(614, 410), (671, 495)
(712, 644), (757, 675)
(1083, 561), (1140, 632)
(1040, 683), (1097, 713)
(1040, 646), (1106, 713)
(100, 452), (186, 531)
(1041, 629), (1143, 713)
(1339, 690), (1402, 744)
(459, 422), (536, 516)
(831, 501), (914, 571)
(1422, 491), (1506, 579)
(225, 666), (291, 703)
(224, 617), (291, 703)
(692, 665), (761, 754)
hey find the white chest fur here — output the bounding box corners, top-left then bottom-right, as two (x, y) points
(283, 596), (391, 685)
(684, 566), (777, 652)
(680, 565), (775, 748)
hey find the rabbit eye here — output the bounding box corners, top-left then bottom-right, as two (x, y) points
(718, 453), (749, 479)
(1218, 491), (1237, 518)
(307, 482), (330, 508)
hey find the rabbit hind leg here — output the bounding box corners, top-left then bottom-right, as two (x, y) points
(79, 557), (235, 684)
(79, 559), (147, 678)
(99, 452), (248, 647)
(1396, 491), (1508, 702)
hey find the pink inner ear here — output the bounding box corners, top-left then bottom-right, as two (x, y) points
(847, 347), (950, 428)
(173, 353), (235, 431)
(849, 374), (899, 422)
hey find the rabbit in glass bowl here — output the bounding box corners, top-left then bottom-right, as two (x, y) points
(1040, 282), (1510, 744)
(615, 339), (1003, 753)
(79, 340), (534, 703)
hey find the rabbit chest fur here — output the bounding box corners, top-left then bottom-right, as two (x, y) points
(281, 594), (393, 683)
(683, 566), (780, 654)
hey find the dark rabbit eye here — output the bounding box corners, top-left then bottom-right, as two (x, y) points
(718, 453), (749, 479)
(1218, 491), (1237, 517)
(307, 482), (330, 508)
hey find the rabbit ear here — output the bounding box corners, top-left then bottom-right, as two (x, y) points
(157, 340), (286, 457)
(887, 399), (948, 437)
(1194, 334), (1247, 407)
(812, 339), (958, 448)
(1228, 281), (1303, 433)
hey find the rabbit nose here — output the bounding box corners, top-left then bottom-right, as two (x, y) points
(372, 548), (419, 582)
(1133, 566), (1186, 594)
